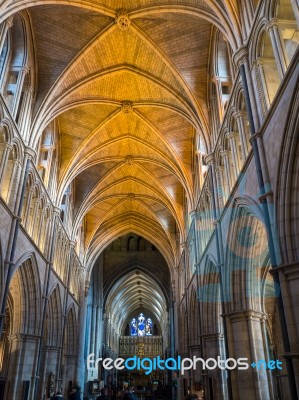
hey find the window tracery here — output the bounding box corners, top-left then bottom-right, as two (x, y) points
(130, 313), (153, 337)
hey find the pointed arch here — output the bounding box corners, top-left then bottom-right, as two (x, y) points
(9, 254), (42, 335)
(46, 285), (63, 347)
(225, 198), (270, 313)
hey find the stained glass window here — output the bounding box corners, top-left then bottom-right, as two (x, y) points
(130, 313), (153, 336)
(146, 318), (153, 335)
(130, 318), (137, 336)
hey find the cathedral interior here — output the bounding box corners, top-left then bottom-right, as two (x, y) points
(0, 0), (298, 399)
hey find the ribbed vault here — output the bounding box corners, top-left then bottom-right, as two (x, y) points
(102, 241), (171, 335)
(2, 0), (242, 268)
(105, 271), (167, 334)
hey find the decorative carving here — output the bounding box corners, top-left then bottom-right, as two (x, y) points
(6, 16), (14, 29)
(125, 155), (134, 165)
(48, 371), (56, 398)
(232, 45), (249, 68)
(122, 101), (133, 113)
(116, 10), (131, 31)
(137, 341), (145, 357)
(204, 153), (214, 166)
(127, 193), (135, 201)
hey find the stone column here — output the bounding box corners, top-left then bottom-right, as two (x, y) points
(233, 46), (261, 130)
(290, 0), (299, 25)
(76, 281), (90, 399)
(210, 94), (221, 144)
(15, 147), (36, 212)
(226, 132), (240, 181)
(200, 333), (227, 400)
(225, 310), (272, 400)
(266, 19), (288, 78)
(8, 158), (21, 208)
(56, 240), (75, 395)
(17, 86), (34, 142)
(0, 16), (13, 58)
(0, 147), (35, 331)
(11, 66), (30, 118)
(215, 166), (225, 207)
(6, 333), (40, 400)
(234, 111), (249, 161)
(276, 263), (299, 393)
(0, 142), (12, 193)
(220, 150), (232, 194)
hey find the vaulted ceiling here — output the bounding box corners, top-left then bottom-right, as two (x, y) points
(0, 0), (241, 268)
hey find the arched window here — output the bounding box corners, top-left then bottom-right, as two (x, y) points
(2, 15), (26, 114)
(137, 237), (145, 251)
(130, 313), (153, 337)
(256, 30), (281, 111)
(276, 0), (299, 64)
(0, 34), (9, 82)
(37, 122), (57, 192)
(127, 236), (137, 251)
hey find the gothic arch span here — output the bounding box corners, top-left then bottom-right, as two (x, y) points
(225, 200), (270, 313)
(9, 255), (41, 336)
(276, 72), (299, 262)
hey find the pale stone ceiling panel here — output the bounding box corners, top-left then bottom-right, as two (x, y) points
(95, 177), (165, 200)
(141, 194), (183, 226)
(84, 198), (125, 239)
(56, 70), (190, 114)
(54, 26), (191, 104)
(84, 0), (211, 12)
(137, 106), (194, 168)
(73, 161), (120, 213)
(140, 162), (185, 203)
(90, 163), (172, 203)
(58, 103), (118, 173)
(134, 15), (211, 104)
(29, 6), (113, 109)
(104, 199), (159, 224)
(64, 111), (184, 177)
(69, 138), (183, 178)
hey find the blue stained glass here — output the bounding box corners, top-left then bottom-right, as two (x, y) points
(146, 318), (153, 336)
(138, 313), (145, 336)
(131, 318), (137, 336)
(130, 313), (153, 336)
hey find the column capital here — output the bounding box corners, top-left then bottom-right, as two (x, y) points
(204, 153), (215, 166)
(180, 241), (187, 250)
(24, 146), (37, 161)
(53, 206), (61, 215)
(189, 209), (197, 219)
(249, 131), (262, 144)
(220, 149), (229, 158)
(233, 110), (246, 120)
(265, 18), (279, 32)
(232, 45), (249, 68)
(23, 86), (34, 94)
(19, 65), (31, 77)
(223, 309), (265, 321)
(226, 131), (238, 141)
(84, 280), (90, 297)
(3, 143), (13, 152)
(6, 16), (14, 29)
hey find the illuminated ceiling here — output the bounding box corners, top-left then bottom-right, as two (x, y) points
(0, 0), (242, 269)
